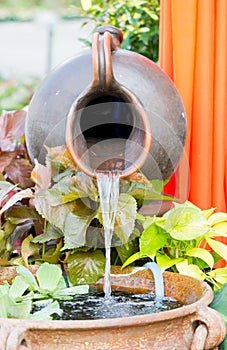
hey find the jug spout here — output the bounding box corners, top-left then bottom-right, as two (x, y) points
(66, 26), (152, 178)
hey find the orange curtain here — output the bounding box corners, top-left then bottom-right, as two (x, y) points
(159, 0), (227, 211)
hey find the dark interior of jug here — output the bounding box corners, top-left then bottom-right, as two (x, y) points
(80, 94), (134, 146)
(72, 91), (150, 174)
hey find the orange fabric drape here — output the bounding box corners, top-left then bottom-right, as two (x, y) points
(159, 0), (227, 211)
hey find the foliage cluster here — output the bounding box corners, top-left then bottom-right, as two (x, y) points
(0, 262), (88, 319)
(80, 0), (160, 61)
(0, 109), (169, 285)
(123, 201), (227, 289)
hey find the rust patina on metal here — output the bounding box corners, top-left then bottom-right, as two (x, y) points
(0, 265), (225, 350)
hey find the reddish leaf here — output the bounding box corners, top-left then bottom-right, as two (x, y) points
(0, 110), (26, 151)
(5, 158), (34, 188)
(0, 188), (33, 215)
(0, 151), (18, 172)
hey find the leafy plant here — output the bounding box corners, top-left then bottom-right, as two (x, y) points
(17, 262), (89, 300)
(0, 262), (88, 320)
(79, 0), (160, 61)
(122, 201), (227, 289)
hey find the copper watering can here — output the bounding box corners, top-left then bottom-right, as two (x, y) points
(26, 25), (186, 180)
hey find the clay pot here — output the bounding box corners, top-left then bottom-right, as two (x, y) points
(25, 26), (186, 180)
(0, 265), (225, 350)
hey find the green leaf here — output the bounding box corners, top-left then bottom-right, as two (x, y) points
(156, 253), (184, 270)
(32, 224), (63, 243)
(34, 193), (75, 231)
(176, 260), (206, 280)
(63, 209), (95, 249)
(0, 294), (9, 318)
(212, 222), (227, 235)
(21, 234), (40, 267)
(42, 240), (62, 264)
(30, 300), (62, 320)
(8, 299), (32, 319)
(164, 207), (209, 240)
(208, 212), (227, 226)
(115, 239), (138, 264)
(140, 223), (167, 256)
(208, 268), (227, 285)
(53, 285), (89, 299)
(114, 193), (137, 244)
(5, 205), (41, 224)
(16, 265), (38, 291)
(36, 263), (62, 293)
(186, 247), (214, 269)
(122, 251), (146, 268)
(9, 276), (29, 300)
(206, 239), (227, 261)
(68, 250), (105, 285)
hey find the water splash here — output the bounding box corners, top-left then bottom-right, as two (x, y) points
(97, 172), (120, 298)
(143, 262), (164, 299)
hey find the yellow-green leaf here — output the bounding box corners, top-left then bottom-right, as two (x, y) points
(208, 212), (227, 226)
(208, 268), (227, 285)
(176, 260), (206, 280)
(186, 247), (214, 268)
(206, 238), (227, 261)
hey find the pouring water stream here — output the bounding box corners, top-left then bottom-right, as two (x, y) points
(96, 172), (164, 300)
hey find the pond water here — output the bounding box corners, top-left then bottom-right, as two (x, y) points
(52, 289), (182, 320)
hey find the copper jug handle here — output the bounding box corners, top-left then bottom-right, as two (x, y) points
(92, 26), (123, 88)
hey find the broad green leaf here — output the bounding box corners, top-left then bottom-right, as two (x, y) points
(206, 238), (227, 261)
(164, 207), (209, 240)
(30, 300), (62, 320)
(16, 265), (38, 290)
(114, 193), (137, 244)
(186, 247), (214, 268)
(210, 284), (227, 316)
(156, 253), (184, 270)
(212, 222), (227, 234)
(176, 260), (206, 280)
(8, 299), (32, 319)
(36, 263), (62, 293)
(140, 223), (167, 256)
(208, 212), (227, 226)
(121, 181), (172, 201)
(208, 268), (227, 285)
(5, 205), (41, 224)
(9, 276), (29, 300)
(71, 172), (98, 201)
(53, 285), (89, 299)
(21, 234), (40, 267)
(0, 294), (9, 318)
(34, 193), (75, 231)
(63, 209), (95, 249)
(32, 224), (63, 243)
(68, 250), (105, 285)
(115, 240), (138, 264)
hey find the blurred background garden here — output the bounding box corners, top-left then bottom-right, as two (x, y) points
(0, 0), (160, 114)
